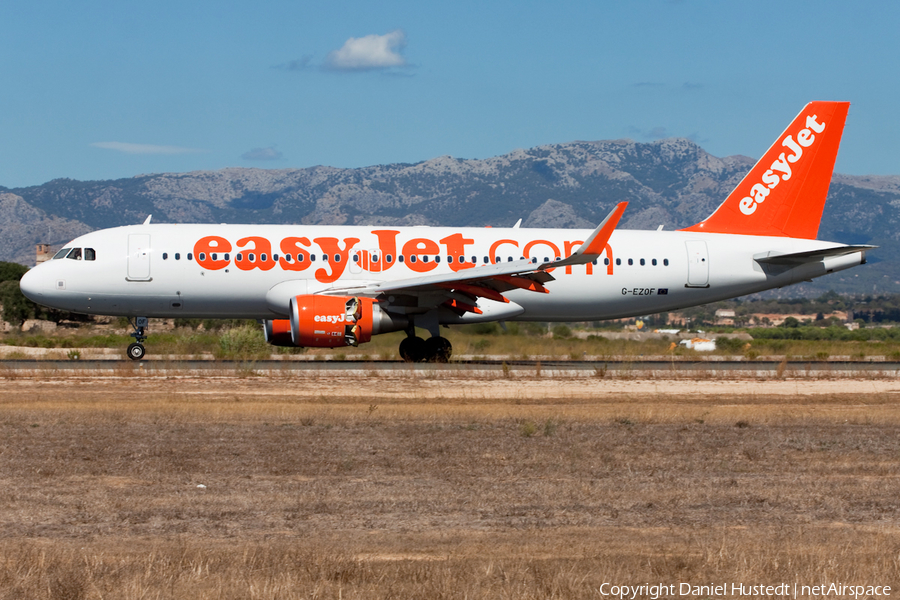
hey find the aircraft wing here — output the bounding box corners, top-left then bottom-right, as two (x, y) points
(325, 202), (627, 315)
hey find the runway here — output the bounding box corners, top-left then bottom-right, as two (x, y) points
(1, 357), (898, 373)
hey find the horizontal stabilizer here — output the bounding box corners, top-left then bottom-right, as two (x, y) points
(754, 245), (876, 265)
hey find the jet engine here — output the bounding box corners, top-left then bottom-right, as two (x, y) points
(263, 295), (407, 348)
(262, 319), (294, 347)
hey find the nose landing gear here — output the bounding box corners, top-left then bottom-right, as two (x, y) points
(126, 317), (149, 360)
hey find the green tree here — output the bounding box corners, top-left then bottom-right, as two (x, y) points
(0, 279), (32, 325)
(0, 262), (28, 284)
(0, 261), (36, 325)
(551, 324), (572, 338)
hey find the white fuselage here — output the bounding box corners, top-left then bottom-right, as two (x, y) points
(20, 223), (865, 322)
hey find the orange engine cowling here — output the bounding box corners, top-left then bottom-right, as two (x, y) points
(290, 295), (376, 348)
(263, 319), (294, 347)
(264, 295), (407, 348)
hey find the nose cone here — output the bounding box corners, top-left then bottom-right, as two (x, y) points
(18, 267), (43, 302)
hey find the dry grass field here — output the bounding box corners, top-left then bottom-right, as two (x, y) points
(1, 367), (899, 599)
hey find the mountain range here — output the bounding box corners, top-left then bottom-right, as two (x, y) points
(1, 137), (897, 295)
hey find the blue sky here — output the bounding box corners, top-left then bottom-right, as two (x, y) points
(1, 1), (897, 188)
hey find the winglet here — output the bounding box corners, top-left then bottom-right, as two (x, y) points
(681, 101), (849, 239)
(580, 202), (627, 254)
(544, 202), (627, 269)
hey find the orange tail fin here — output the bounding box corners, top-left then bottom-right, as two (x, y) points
(681, 101), (849, 239)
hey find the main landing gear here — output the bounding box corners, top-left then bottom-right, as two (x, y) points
(399, 334), (452, 363)
(126, 317), (149, 360)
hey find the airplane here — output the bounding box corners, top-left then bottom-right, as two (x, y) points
(19, 101), (874, 362)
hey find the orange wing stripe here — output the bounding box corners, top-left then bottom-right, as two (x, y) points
(443, 299), (483, 315)
(437, 283), (508, 303)
(494, 275), (549, 293)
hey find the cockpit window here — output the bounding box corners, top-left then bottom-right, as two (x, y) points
(66, 248), (83, 260)
(84, 248), (96, 261)
(53, 248), (71, 260)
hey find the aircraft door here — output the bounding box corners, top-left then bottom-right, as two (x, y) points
(127, 234), (152, 281)
(685, 240), (709, 287)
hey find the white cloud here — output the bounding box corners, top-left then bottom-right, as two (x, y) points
(91, 142), (204, 155)
(325, 30), (407, 71)
(241, 146), (283, 161)
(627, 126), (669, 140)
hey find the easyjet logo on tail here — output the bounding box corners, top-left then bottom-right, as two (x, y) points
(739, 114), (826, 216)
(680, 101), (848, 239)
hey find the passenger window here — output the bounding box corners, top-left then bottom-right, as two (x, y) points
(652, 258), (657, 266)
(664, 259), (669, 266)
(447, 256), (454, 264)
(398, 255), (404, 263)
(470, 256), (476, 264)
(495, 256), (500, 264)
(333, 254), (340, 262)
(163, 252), (168, 260)
(187, 253), (193, 260)
(372, 254), (379, 263)
(616, 258), (621, 266)
(410, 255), (417, 263)
(224, 253), (230, 261)
(248, 253), (255, 262)
(386, 254), (393, 263)
(199, 252), (206, 261)
(236, 253), (243, 262)
(483, 256), (489, 264)
(84, 248), (96, 261)
(508, 257), (513, 262)
(272, 254), (278, 261)
(628, 259), (633, 266)
(640, 258), (645, 266)
(604, 258), (609, 266)
(53, 248), (71, 260)
(310, 254), (316, 262)
(422, 256), (429, 263)
(66, 248), (82, 260)
(175, 253), (181, 260)
(322, 255), (328, 262)
(260, 253), (267, 262)
(211, 253), (217, 260)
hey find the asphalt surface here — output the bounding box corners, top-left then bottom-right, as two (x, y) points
(1, 358), (898, 372)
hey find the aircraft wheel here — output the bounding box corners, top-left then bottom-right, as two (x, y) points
(424, 336), (452, 363)
(127, 343), (146, 361)
(399, 336), (427, 362)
